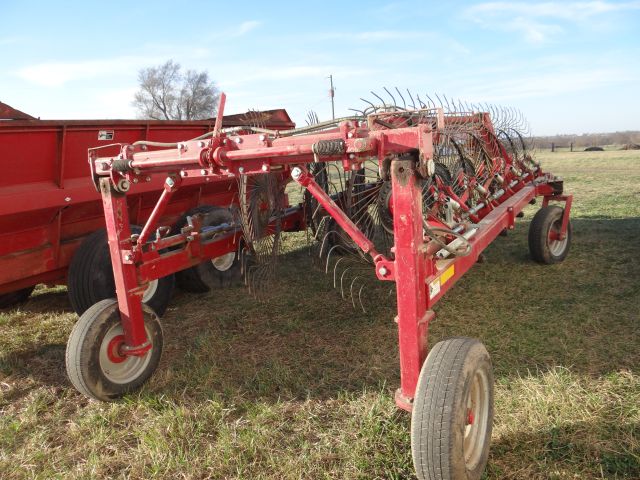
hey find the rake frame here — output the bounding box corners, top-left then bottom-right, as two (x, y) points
(88, 97), (572, 409)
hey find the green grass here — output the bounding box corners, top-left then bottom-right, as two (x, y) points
(1, 150), (639, 479)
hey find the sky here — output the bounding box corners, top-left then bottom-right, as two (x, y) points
(1, 0), (639, 135)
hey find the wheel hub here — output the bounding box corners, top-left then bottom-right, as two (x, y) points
(106, 335), (126, 364)
(463, 369), (490, 470)
(466, 408), (475, 426)
(548, 219), (568, 256)
(99, 323), (153, 384)
(211, 251), (236, 272)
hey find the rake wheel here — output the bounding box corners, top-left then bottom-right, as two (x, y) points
(411, 337), (494, 480)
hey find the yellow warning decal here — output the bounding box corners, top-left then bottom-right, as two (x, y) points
(441, 265), (455, 285)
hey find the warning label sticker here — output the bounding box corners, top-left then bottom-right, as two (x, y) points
(429, 278), (441, 299)
(98, 130), (114, 141)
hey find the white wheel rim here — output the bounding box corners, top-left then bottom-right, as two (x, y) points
(99, 322), (153, 384)
(463, 369), (490, 470)
(211, 252), (235, 272)
(141, 280), (158, 303)
(548, 219), (568, 256)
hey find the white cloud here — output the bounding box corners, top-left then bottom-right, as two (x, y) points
(237, 20), (261, 36)
(467, 1), (640, 20)
(201, 20), (262, 42)
(217, 63), (375, 87)
(464, 1), (640, 43)
(458, 67), (633, 101)
(327, 30), (412, 41)
(95, 87), (138, 118)
(0, 37), (21, 46)
(506, 17), (563, 44)
(317, 30), (432, 42)
(14, 56), (159, 87)
(313, 30), (470, 57)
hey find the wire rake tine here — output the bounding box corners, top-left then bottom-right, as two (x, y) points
(384, 87), (398, 109)
(371, 91), (387, 109)
(443, 94), (452, 113)
(406, 89), (417, 110)
(339, 266), (353, 299)
(360, 97), (377, 114)
(358, 283), (367, 313)
(332, 256), (346, 287)
(426, 93), (436, 109)
(395, 87), (407, 109)
(350, 275), (361, 308)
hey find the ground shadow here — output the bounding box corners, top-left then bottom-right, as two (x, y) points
(2, 286), (73, 314)
(151, 215), (639, 404)
(2, 216), (638, 406)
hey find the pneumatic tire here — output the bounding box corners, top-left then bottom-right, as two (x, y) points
(411, 337), (494, 480)
(528, 205), (572, 264)
(67, 228), (175, 317)
(172, 206), (242, 292)
(65, 299), (163, 401)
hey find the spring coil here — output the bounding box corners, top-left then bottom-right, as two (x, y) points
(312, 139), (345, 157)
(111, 159), (133, 172)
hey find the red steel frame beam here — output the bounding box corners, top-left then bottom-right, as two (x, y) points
(389, 156), (431, 409)
(100, 178), (150, 355)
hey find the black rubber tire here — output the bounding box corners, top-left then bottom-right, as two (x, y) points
(65, 298), (163, 401)
(411, 337), (494, 480)
(67, 228), (175, 317)
(172, 206), (242, 292)
(528, 205), (572, 264)
(0, 286), (35, 308)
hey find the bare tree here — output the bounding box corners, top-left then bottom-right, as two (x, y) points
(133, 60), (219, 120)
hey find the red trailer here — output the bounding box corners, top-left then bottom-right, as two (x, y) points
(0, 103), (295, 312)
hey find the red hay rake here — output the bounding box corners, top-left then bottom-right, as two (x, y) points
(69, 93), (572, 480)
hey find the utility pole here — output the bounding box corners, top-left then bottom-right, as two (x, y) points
(328, 75), (335, 120)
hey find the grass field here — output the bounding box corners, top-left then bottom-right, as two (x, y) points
(1, 150), (639, 479)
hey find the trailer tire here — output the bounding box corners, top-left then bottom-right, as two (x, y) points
(172, 206), (242, 292)
(411, 337), (494, 480)
(528, 205), (572, 264)
(65, 299), (163, 401)
(0, 286), (35, 309)
(68, 228), (174, 317)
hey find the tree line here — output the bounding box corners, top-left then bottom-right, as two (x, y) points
(533, 131), (640, 149)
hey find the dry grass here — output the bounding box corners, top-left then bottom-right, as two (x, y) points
(1, 150), (639, 479)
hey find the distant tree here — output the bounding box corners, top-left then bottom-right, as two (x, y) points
(534, 130), (640, 149)
(133, 60), (219, 120)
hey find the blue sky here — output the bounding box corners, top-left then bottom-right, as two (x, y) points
(1, 0), (639, 135)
